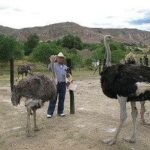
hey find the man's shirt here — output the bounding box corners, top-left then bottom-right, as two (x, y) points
(48, 62), (67, 82)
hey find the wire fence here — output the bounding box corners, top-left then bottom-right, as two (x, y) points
(0, 61), (51, 87)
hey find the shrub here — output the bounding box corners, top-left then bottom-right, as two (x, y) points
(32, 42), (63, 64)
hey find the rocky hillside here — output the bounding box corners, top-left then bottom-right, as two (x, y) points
(0, 22), (150, 45)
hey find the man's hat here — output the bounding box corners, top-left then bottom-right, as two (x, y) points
(58, 52), (64, 58)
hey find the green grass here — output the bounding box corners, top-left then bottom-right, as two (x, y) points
(0, 74), (10, 86)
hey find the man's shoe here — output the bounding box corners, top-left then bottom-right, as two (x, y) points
(58, 113), (65, 117)
(47, 114), (52, 118)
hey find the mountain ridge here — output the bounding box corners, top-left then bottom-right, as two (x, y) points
(0, 22), (150, 46)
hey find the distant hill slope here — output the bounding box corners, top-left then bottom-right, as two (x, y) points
(0, 22), (150, 45)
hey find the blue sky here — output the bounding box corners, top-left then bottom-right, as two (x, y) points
(0, 0), (150, 31)
(130, 11), (150, 25)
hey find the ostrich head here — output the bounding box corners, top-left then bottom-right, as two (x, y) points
(104, 35), (112, 67)
(49, 55), (57, 62)
(26, 65), (31, 73)
(11, 85), (21, 106)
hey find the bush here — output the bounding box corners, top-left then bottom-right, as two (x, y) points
(92, 47), (105, 61)
(65, 52), (82, 68)
(32, 42), (63, 64)
(83, 43), (104, 51)
(112, 49), (126, 63)
(110, 41), (126, 51)
(91, 41), (127, 64)
(83, 58), (93, 67)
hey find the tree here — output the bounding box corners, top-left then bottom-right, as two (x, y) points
(61, 34), (83, 50)
(0, 34), (23, 62)
(0, 34), (24, 90)
(32, 42), (63, 64)
(24, 33), (39, 55)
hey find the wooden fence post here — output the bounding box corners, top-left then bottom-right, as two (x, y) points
(66, 59), (75, 114)
(10, 58), (14, 91)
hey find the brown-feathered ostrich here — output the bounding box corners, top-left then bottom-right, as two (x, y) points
(11, 56), (57, 136)
(17, 64), (31, 80)
(101, 35), (150, 145)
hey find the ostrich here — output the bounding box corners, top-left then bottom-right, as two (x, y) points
(125, 52), (147, 124)
(100, 35), (150, 145)
(17, 64), (31, 80)
(125, 52), (136, 65)
(11, 56), (57, 136)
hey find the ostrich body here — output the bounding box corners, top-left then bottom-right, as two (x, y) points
(101, 35), (150, 145)
(125, 52), (147, 124)
(11, 56), (57, 136)
(17, 64), (31, 80)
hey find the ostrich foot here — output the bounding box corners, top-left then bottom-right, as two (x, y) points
(102, 138), (116, 145)
(123, 137), (136, 143)
(26, 131), (35, 138)
(34, 126), (42, 132)
(141, 119), (146, 125)
(26, 129), (35, 137)
(26, 132), (35, 137)
(141, 120), (150, 126)
(26, 130), (31, 137)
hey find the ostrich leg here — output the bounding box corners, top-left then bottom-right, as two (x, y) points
(103, 96), (127, 145)
(140, 101), (146, 124)
(17, 74), (20, 81)
(124, 102), (138, 143)
(26, 107), (31, 137)
(33, 109), (40, 131)
(140, 101), (150, 125)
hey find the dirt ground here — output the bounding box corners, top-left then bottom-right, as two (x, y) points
(0, 77), (150, 150)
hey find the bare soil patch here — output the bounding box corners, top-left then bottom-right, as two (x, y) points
(0, 78), (150, 150)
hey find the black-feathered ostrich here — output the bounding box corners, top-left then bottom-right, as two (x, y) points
(101, 35), (150, 145)
(11, 56), (57, 136)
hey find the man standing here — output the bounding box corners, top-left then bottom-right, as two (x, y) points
(47, 52), (67, 118)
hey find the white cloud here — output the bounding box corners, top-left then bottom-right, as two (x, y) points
(0, 0), (150, 31)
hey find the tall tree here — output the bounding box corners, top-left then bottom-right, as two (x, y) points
(24, 33), (39, 55)
(32, 42), (62, 64)
(61, 34), (83, 50)
(0, 34), (23, 90)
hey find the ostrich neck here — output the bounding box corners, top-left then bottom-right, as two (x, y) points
(51, 61), (56, 80)
(50, 61), (57, 89)
(104, 38), (111, 67)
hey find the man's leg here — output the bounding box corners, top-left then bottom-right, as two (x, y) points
(47, 84), (58, 116)
(58, 83), (66, 115)
(47, 99), (57, 116)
